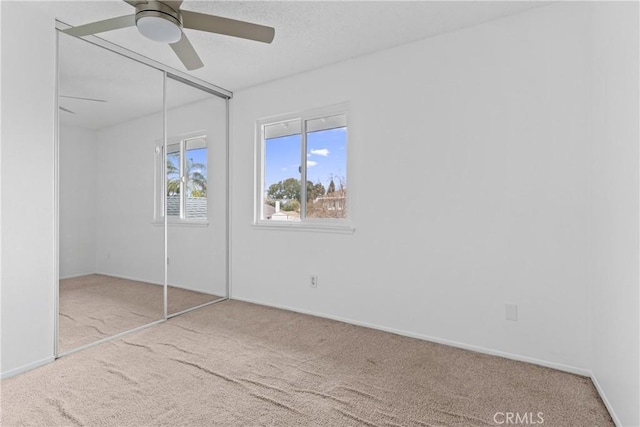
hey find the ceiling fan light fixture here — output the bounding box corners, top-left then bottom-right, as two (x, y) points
(63, 0), (276, 71)
(136, 14), (182, 43)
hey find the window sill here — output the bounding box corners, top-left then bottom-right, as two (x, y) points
(152, 219), (209, 228)
(252, 221), (355, 234)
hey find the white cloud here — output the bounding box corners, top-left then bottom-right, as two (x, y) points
(310, 148), (330, 157)
(307, 160), (318, 167)
(280, 167), (287, 171)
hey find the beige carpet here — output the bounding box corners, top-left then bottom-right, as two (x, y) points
(3, 300), (612, 426)
(59, 274), (223, 353)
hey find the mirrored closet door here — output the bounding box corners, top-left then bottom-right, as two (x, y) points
(58, 32), (166, 354)
(57, 27), (230, 356)
(165, 76), (228, 316)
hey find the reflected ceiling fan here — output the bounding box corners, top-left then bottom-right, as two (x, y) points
(59, 95), (107, 115)
(62, 0), (275, 71)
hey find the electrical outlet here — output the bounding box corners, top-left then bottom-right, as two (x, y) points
(505, 303), (518, 321)
(310, 275), (318, 288)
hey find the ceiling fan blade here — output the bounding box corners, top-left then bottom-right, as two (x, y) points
(123, 0), (146, 6)
(59, 95), (107, 103)
(170, 33), (204, 70)
(181, 10), (275, 44)
(59, 106), (76, 115)
(62, 14), (135, 37)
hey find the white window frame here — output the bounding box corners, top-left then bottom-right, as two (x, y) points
(254, 102), (354, 234)
(154, 131), (209, 227)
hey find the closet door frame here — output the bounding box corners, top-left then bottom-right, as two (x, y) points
(54, 20), (231, 358)
(164, 74), (230, 318)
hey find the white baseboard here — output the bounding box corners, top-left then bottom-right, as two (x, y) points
(230, 296), (591, 377)
(94, 271), (163, 286)
(59, 271), (97, 280)
(231, 296), (630, 422)
(94, 271), (221, 296)
(590, 373), (622, 427)
(1, 356), (55, 380)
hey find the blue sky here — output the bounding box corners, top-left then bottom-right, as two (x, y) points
(264, 127), (347, 192)
(186, 147), (207, 169)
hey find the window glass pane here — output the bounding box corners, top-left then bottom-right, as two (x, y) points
(305, 114), (347, 218)
(166, 143), (180, 217)
(185, 137), (207, 220)
(264, 121), (301, 221)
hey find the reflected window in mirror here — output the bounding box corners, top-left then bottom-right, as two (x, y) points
(157, 135), (208, 222)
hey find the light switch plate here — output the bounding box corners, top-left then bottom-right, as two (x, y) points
(505, 304), (518, 321)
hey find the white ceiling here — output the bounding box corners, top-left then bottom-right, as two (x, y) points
(42, 1), (549, 92)
(42, 0), (550, 130)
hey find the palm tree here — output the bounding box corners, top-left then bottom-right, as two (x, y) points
(166, 154), (180, 196)
(186, 157), (207, 197)
(166, 156), (207, 197)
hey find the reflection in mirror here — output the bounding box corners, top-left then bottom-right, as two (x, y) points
(164, 76), (228, 316)
(58, 32), (164, 353)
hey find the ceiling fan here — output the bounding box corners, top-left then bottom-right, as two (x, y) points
(59, 95), (107, 114)
(62, 0), (275, 71)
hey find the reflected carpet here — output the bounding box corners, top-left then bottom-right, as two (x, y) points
(59, 274), (222, 353)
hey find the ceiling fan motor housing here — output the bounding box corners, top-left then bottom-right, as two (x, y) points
(135, 1), (183, 43)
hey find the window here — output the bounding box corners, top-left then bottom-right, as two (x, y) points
(156, 135), (208, 222)
(256, 104), (349, 228)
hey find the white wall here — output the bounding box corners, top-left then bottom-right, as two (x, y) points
(232, 3), (640, 422)
(231, 2), (592, 373)
(94, 113), (165, 286)
(1, 1), (56, 376)
(59, 125), (97, 278)
(588, 2), (640, 426)
(94, 96), (227, 296)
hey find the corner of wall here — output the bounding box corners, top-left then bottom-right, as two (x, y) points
(586, 2), (640, 425)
